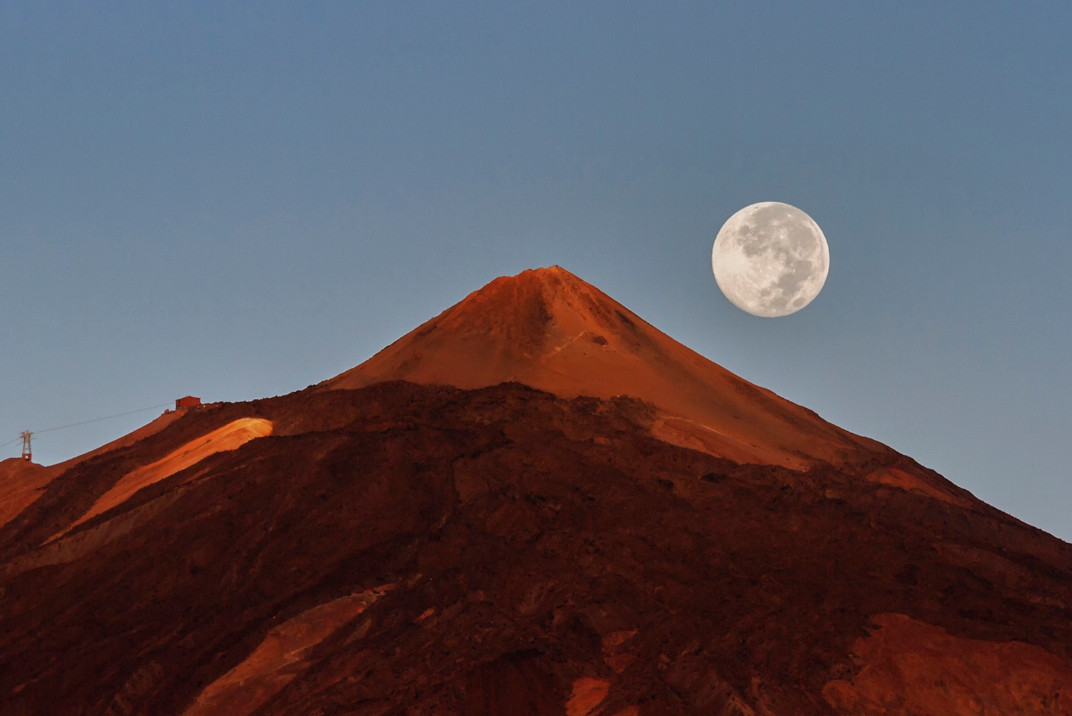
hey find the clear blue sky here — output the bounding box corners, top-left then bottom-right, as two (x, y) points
(3, 2), (1070, 541)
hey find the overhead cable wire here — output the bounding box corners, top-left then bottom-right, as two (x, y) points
(32, 402), (173, 435)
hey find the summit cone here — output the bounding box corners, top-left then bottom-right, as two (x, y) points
(324, 266), (881, 468)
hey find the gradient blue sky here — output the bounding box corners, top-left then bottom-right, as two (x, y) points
(3, 3), (1070, 541)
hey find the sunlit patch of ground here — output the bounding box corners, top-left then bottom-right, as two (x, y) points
(183, 585), (395, 716)
(823, 613), (1072, 715)
(566, 676), (610, 716)
(51, 417), (272, 540)
(866, 467), (967, 506)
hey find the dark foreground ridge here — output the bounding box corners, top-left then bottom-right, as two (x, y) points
(1, 383), (1070, 714)
(2, 268), (1071, 715)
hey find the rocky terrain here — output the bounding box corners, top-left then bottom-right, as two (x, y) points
(1, 267), (1070, 715)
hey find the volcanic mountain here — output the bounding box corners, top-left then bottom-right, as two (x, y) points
(1, 267), (1071, 715)
(323, 266), (882, 469)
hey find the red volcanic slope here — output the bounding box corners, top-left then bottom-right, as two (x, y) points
(325, 267), (966, 503)
(0, 458), (58, 530)
(0, 408), (184, 531)
(324, 266), (881, 469)
(1, 267), (1071, 715)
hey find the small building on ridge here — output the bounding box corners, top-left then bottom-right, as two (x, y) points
(175, 396), (202, 410)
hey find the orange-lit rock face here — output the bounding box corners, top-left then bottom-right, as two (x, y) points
(824, 613), (1072, 715)
(324, 267), (881, 469)
(184, 585), (394, 716)
(52, 418), (273, 540)
(867, 466), (968, 506)
(566, 676), (610, 716)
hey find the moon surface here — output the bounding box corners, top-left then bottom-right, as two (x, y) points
(711, 202), (830, 317)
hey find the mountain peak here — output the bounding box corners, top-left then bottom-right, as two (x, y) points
(323, 267), (883, 468)
(415, 265), (649, 357)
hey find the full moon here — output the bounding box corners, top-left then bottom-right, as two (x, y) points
(711, 202), (829, 317)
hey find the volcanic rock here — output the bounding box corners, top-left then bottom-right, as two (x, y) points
(1, 267), (1070, 715)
